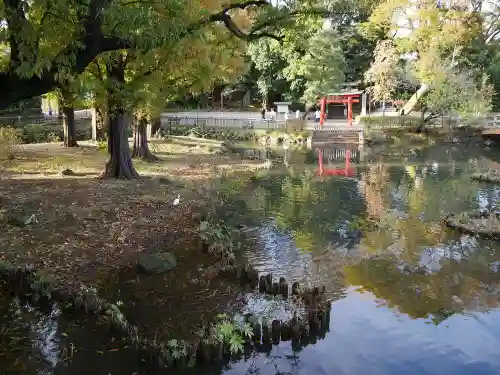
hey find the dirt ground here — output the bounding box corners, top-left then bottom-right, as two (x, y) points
(0, 138), (261, 339)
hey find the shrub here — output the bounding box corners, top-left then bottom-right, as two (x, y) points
(46, 132), (61, 143)
(97, 139), (107, 151)
(23, 123), (49, 143)
(0, 126), (22, 160)
(22, 123), (62, 143)
(359, 116), (423, 131)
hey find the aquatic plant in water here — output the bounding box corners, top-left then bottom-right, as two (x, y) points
(197, 314), (253, 356)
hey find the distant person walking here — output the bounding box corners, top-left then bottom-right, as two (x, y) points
(315, 109), (321, 123)
(260, 106), (266, 120)
(296, 109), (301, 119)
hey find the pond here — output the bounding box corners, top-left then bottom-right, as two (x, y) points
(2, 142), (500, 375)
(226, 143), (500, 375)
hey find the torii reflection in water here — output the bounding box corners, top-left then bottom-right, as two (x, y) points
(316, 148), (356, 177)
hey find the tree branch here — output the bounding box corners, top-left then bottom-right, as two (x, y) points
(34, 0), (52, 62)
(93, 60), (105, 83)
(215, 13), (284, 42)
(3, 0), (30, 67)
(222, 0), (270, 12)
(424, 112), (441, 123)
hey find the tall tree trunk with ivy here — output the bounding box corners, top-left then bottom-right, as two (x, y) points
(103, 54), (140, 179)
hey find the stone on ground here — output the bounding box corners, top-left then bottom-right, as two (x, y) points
(60, 168), (75, 176)
(137, 252), (177, 274)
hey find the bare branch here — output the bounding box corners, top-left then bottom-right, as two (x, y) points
(213, 12), (283, 42)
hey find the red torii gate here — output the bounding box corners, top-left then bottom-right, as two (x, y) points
(319, 91), (363, 128)
(317, 149), (355, 177)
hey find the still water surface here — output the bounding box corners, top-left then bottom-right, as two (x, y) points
(2, 143), (500, 375)
(230, 143), (500, 375)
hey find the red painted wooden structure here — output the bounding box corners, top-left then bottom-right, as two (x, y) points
(319, 92), (362, 128)
(317, 149), (355, 177)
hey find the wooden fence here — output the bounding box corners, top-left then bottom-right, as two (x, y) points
(160, 115), (291, 131)
(483, 113), (500, 128)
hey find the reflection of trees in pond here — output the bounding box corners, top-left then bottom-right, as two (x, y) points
(347, 163), (500, 321)
(357, 165), (487, 258)
(247, 170), (365, 252)
(344, 235), (500, 319)
(304, 149), (317, 164)
(358, 166), (446, 259)
(344, 245), (500, 322)
(360, 165), (390, 220)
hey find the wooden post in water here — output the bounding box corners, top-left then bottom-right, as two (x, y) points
(300, 320), (310, 344)
(259, 276), (267, 293)
(325, 302), (331, 332)
(248, 267), (259, 288)
(271, 320), (282, 344)
(279, 277), (288, 298)
(272, 282), (280, 295)
(281, 321), (292, 341)
(262, 324), (271, 344)
(291, 314), (301, 340)
(265, 274), (273, 291)
(252, 321), (262, 345)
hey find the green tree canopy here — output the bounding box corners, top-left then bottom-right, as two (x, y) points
(364, 0), (496, 116)
(0, 0), (322, 109)
(290, 29), (346, 105)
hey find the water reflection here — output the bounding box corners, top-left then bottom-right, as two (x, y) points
(226, 291), (500, 375)
(231, 144), (500, 374)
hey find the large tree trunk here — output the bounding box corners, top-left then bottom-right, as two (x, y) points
(103, 53), (139, 179)
(104, 111), (139, 178)
(151, 117), (162, 137)
(59, 87), (78, 147)
(62, 103), (78, 147)
(401, 83), (430, 116)
(132, 118), (157, 161)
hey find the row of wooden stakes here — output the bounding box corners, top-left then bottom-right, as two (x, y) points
(136, 307), (332, 369)
(219, 263), (328, 304)
(1, 262), (332, 370)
